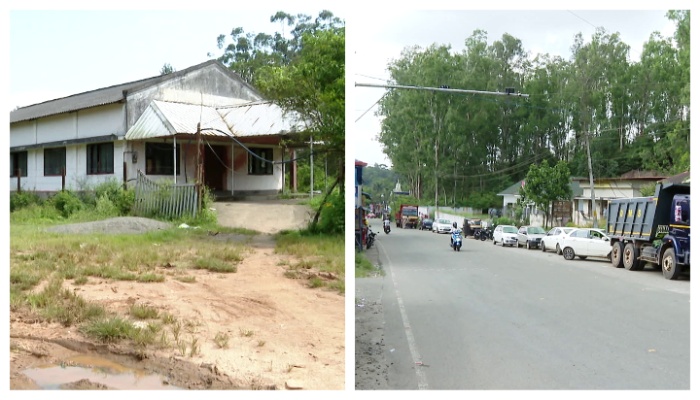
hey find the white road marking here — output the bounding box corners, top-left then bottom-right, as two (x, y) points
(376, 240), (430, 390)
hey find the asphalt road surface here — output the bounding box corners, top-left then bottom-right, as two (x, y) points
(355, 225), (690, 390)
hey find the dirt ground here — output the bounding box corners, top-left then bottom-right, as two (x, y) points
(10, 200), (344, 390)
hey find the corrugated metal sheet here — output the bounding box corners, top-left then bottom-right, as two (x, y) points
(125, 100), (308, 141)
(11, 76), (160, 124)
(10, 60), (255, 124)
(219, 101), (307, 136)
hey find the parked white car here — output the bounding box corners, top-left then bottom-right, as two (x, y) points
(493, 225), (518, 247)
(432, 218), (453, 234)
(559, 228), (612, 260)
(541, 226), (575, 254)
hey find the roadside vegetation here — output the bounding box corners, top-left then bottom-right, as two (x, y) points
(355, 251), (381, 278)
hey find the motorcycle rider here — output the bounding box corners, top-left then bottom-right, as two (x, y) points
(383, 215), (391, 233)
(450, 221), (460, 246)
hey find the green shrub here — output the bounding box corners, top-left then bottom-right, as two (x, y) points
(10, 203), (62, 223)
(50, 191), (83, 218)
(315, 190), (343, 234)
(115, 188), (135, 215)
(96, 194), (119, 217)
(95, 179), (134, 215)
(10, 191), (42, 212)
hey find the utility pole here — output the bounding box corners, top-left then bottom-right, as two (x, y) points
(434, 143), (438, 220)
(310, 136), (314, 198)
(584, 130), (597, 228)
(196, 122), (202, 213)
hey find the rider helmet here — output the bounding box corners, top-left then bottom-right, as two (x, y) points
(452, 222), (457, 229)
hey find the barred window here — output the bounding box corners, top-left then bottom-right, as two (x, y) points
(146, 142), (180, 175)
(10, 151), (28, 177)
(44, 147), (66, 176)
(86, 143), (114, 174)
(247, 148), (273, 175)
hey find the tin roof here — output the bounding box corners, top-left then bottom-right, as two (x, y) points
(10, 60), (256, 123)
(125, 100), (307, 140)
(218, 101), (307, 136)
(658, 170), (690, 188)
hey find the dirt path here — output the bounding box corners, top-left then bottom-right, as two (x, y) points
(10, 201), (344, 390)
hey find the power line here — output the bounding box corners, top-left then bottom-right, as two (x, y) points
(567, 10), (599, 30)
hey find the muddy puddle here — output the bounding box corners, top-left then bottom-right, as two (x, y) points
(22, 354), (180, 390)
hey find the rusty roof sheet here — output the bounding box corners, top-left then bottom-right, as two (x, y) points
(659, 170), (690, 188)
(218, 101), (307, 136)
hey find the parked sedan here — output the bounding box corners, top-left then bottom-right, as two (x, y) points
(559, 228), (612, 260)
(420, 218), (434, 231)
(493, 225), (518, 247)
(517, 225), (547, 249)
(541, 226), (575, 254)
(432, 218), (453, 234)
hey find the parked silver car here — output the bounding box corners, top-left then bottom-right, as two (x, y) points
(517, 225), (547, 249)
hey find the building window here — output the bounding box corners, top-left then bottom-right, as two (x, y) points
(44, 147), (66, 176)
(86, 142), (114, 174)
(145, 142), (180, 175)
(248, 148), (273, 175)
(10, 151), (28, 177)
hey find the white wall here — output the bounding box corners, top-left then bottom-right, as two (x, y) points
(10, 121), (36, 147)
(10, 141), (126, 192)
(124, 141), (283, 193)
(77, 104), (125, 139)
(229, 146), (283, 192)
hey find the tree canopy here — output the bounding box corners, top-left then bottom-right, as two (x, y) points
(376, 11), (690, 209)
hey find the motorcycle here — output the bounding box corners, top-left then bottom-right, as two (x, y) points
(472, 226), (482, 240)
(479, 226), (493, 241)
(450, 229), (463, 251)
(383, 220), (391, 234)
(366, 229), (377, 249)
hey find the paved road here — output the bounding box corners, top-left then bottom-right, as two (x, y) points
(355, 225), (690, 390)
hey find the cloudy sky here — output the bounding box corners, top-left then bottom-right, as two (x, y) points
(7, 6), (343, 109)
(350, 8), (682, 167)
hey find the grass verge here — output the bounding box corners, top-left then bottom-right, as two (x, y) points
(275, 230), (344, 293)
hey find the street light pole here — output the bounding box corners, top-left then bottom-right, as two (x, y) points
(355, 83), (530, 98)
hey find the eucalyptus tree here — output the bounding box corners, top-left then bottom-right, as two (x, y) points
(212, 10), (344, 85)
(378, 44), (458, 202)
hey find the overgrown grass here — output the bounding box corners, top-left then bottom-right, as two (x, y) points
(355, 251), (380, 278)
(275, 230), (344, 293)
(130, 304), (160, 320)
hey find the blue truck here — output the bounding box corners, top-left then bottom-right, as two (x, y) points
(606, 171), (690, 280)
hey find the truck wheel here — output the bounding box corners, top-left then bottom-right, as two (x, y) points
(610, 242), (623, 268)
(623, 242), (641, 271)
(662, 247), (682, 280)
(563, 247), (575, 260)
